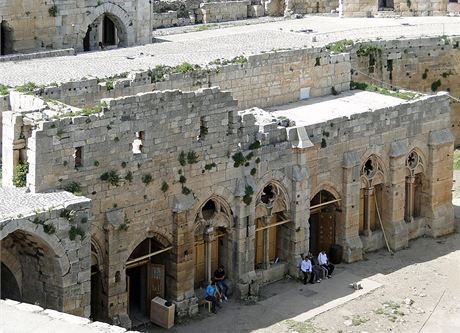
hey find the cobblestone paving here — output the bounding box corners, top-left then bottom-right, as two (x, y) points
(1, 16), (460, 86)
(0, 187), (86, 221)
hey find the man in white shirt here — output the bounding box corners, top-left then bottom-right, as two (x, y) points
(300, 255), (315, 285)
(318, 250), (335, 278)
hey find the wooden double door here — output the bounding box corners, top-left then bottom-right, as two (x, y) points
(309, 212), (335, 256)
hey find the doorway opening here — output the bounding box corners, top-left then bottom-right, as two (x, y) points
(194, 227), (228, 288)
(309, 190), (340, 256)
(1, 20), (14, 56)
(0, 262), (21, 301)
(83, 14), (122, 51)
(378, 0), (394, 10)
(126, 237), (172, 324)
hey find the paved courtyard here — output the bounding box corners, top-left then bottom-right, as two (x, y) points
(1, 16), (460, 86)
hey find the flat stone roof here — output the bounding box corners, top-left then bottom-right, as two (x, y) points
(1, 16), (460, 85)
(0, 300), (139, 333)
(266, 90), (411, 126)
(0, 187), (89, 222)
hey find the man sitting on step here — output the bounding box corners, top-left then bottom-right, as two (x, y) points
(318, 250), (335, 278)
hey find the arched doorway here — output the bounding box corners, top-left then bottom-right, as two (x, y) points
(405, 150), (425, 223)
(125, 237), (172, 324)
(82, 11), (128, 51)
(254, 183), (291, 270)
(1, 262), (21, 301)
(194, 198), (232, 288)
(90, 241), (104, 321)
(0, 230), (63, 309)
(309, 190), (340, 256)
(1, 20), (14, 55)
(359, 155), (386, 237)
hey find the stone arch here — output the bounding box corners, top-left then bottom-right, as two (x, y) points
(191, 186), (236, 216)
(91, 237), (104, 269)
(311, 182), (342, 206)
(0, 226), (66, 310)
(125, 229), (173, 263)
(360, 153), (388, 188)
(79, 2), (135, 50)
(255, 179), (290, 219)
(194, 195), (233, 234)
(405, 147), (426, 177)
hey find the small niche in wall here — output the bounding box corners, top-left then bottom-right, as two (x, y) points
(132, 131), (144, 154)
(74, 147), (83, 168)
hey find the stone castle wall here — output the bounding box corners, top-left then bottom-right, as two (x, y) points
(349, 36), (460, 145)
(343, 0), (449, 17)
(0, 0), (150, 54)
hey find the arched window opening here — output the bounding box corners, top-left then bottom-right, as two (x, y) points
(202, 199), (216, 220)
(405, 150), (424, 223)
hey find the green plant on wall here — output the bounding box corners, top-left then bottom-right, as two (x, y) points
(64, 181), (82, 196)
(161, 181), (169, 193)
(48, 5), (58, 17)
(13, 162), (29, 187)
(243, 185), (254, 205)
(431, 79), (442, 92)
(100, 170), (120, 186)
(187, 151), (199, 164)
(69, 226), (85, 241)
(43, 224), (56, 235)
(178, 151), (187, 166)
(60, 209), (76, 223)
(0, 84), (9, 96)
(326, 39), (353, 54)
(142, 173), (153, 185)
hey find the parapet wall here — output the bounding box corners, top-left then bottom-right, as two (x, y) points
(34, 48), (350, 111)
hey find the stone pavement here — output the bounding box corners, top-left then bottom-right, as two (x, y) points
(1, 16), (460, 86)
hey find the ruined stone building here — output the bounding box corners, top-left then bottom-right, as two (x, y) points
(0, 37), (454, 328)
(0, 0), (151, 55)
(2, 0), (460, 56)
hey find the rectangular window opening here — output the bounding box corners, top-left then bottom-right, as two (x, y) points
(74, 147), (83, 168)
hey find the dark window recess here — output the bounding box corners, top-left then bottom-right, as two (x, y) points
(75, 147), (83, 167)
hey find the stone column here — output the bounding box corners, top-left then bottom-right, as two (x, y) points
(204, 229), (214, 283)
(405, 176), (415, 222)
(341, 151), (363, 263)
(425, 129), (455, 237)
(363, 187), (373, 237)
(262, 216), (270, 269)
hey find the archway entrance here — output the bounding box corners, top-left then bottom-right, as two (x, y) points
(194, 197), (232, 288)
(309, 190), (340, 256)
(194, 227), (229, 288)
(378, 0), (394, 10)
(126, 237), (172, 324)
(1, 20), (14, 55)
(0, 230), (63, 309)
(90, 242), (103, 321)
(82, 14), (124, 51)
(1, 262), (21, 301)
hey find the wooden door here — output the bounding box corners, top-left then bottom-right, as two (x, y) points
(268, 223), (277, 262)
(148, 264), (165, 301)
(194, 240), (205, 288)
(255, 219), (263, 266)
(318, 212), (335, 254)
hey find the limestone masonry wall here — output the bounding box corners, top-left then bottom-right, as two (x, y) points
(349, 36), (460, 145)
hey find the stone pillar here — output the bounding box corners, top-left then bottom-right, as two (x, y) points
(288, 148), (310, 277)
(2, 111), (24, 187)
(171, 209), (197, 317)
(204, 229), (214, 283)
(341, 151), (363, 263)
(262, 216), (270, 269)
(425, 129), (455, 237)
(385, 141), (409, 250)
(405, 176), (415, 222)
(363, 187), (373, 237)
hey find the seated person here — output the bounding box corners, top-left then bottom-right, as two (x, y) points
(318, 250), (335, 278)
(205, 279), (221, 314)
(213, 265), (229, 300)
(309, 253), (327, 282)
(300, 255), (316, 284)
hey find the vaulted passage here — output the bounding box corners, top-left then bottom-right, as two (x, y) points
(83, 14), (125, 51)
(0, 230), (63, 309)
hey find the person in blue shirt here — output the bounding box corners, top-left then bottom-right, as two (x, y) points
(205, 279), (221, 314)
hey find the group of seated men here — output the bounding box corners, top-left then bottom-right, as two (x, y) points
(204, 265), (229, 314)
(299, 250), (335, 285)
